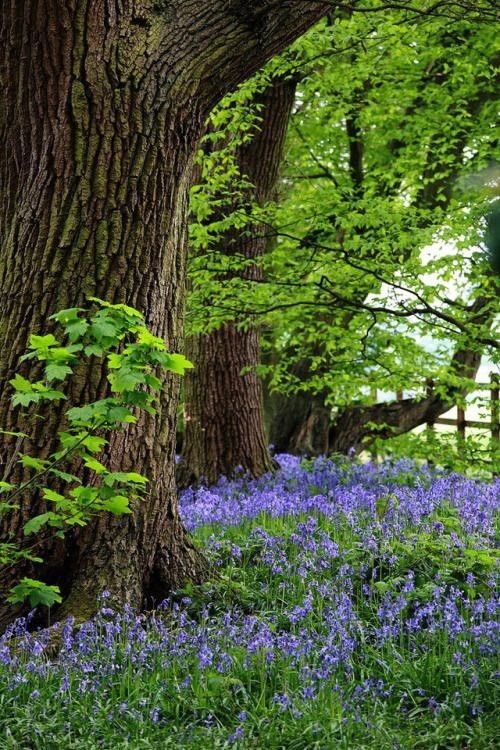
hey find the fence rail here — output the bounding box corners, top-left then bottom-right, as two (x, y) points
(422, 372), (499, 442)
(370, 372), (499, 472)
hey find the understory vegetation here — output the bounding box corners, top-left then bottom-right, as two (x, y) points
(1, 455), (498, 749)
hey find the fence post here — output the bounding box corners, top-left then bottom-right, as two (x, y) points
(426, 379), (435, 431)
(370, 387), (378, 463)
(491, 372), (499, 443)
(457, 405), (466, 440)
(456, 401), (467, 462)
(491, 373), (499, 477)
(425, 379), (435, 467)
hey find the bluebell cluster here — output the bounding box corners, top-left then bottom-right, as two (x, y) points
(181, 454), (498, 538)
(0, 455), (498, 746)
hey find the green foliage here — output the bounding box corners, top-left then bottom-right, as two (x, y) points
(1, 299), (193, 608)
(6, 578), (62, 608)
(374, 425), (500, 477)
(260, 11), (499, 405)
(187, 8), (499, 462)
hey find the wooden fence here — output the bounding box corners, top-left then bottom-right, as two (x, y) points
(370, 372), (499, 470)
(422, 372), (498, 442)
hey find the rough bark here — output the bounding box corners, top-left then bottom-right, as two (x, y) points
(178, 77), (297, 486)
(0, 0), (330, 627)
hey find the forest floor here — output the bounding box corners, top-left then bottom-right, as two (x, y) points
(1, 455), (498, 749)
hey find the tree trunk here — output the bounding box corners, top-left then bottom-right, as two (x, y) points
(0, 0), (329, 628)
(265, 359), (330, 456)
(266, 353), (485, 458)
(178, 77), (296, 486)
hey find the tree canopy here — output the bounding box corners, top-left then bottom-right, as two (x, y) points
(186, 6), (499, 469)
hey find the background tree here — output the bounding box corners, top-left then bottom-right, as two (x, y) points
(178, 76), (296, 486)
(0, 0), (330, 627)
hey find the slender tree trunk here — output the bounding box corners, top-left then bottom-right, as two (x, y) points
(178, 77), (296, 486)
(0, 0), (329, 627)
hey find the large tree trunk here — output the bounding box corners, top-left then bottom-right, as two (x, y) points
(178, 77), (296, 486)
(0, 0), (329, 627)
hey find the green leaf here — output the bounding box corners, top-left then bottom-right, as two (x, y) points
(49, 345), (80, 361)
(66, 405), (94, 423)
(118, 472), (148, 485)
(50, 307), (84, 323)
(13, 379), (67, 404)
(85, 344), (104, 357)
(82, 435), (107, 453)
(19, 455), (48, 471)
(24, 513), (52, 536)
(39, 388), (67, 402)
(57, 432), (82, 451)
(29, 334), (58, 349)
(103, 496), (132, 514)
(145, 373), (162, 390)
(104, 472), (148, 486)
(7, 578), (62, 607)
(42, 488), (67, 505)
(136, 328), (165, 350)
(165, 353), (194, 375)
(83, 455), (108, 474)
(70, 486), (98, 505)
(67, 404), (101, 424)
(66, 319), (89, 342)
(107, 353), (123, 369)
(89, 318), (120, 343)
(88, 298), (143, 320)
(121, 390), (154, 410)
(45, 363), (73, 382)
(0, 481), (16, 493)
(10, 373), (34, 393)
(108, 367), (145, 392)
(49, 469), (81, 484)
(106, 405), (137, 423)
(0, 501), (19, 513)
(19, 351), (38, 363)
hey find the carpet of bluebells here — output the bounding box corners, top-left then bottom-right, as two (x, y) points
(1, 455), (498, 749)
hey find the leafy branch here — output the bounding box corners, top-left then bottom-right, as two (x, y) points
(0, 299), (193, 609)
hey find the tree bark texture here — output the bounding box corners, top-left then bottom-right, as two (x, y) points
(0, 0), (330, 627)
(178, 77), (297, 487)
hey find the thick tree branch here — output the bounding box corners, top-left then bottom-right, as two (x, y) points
(329, 294), (498, 453)
(164, 1), (332, 110)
